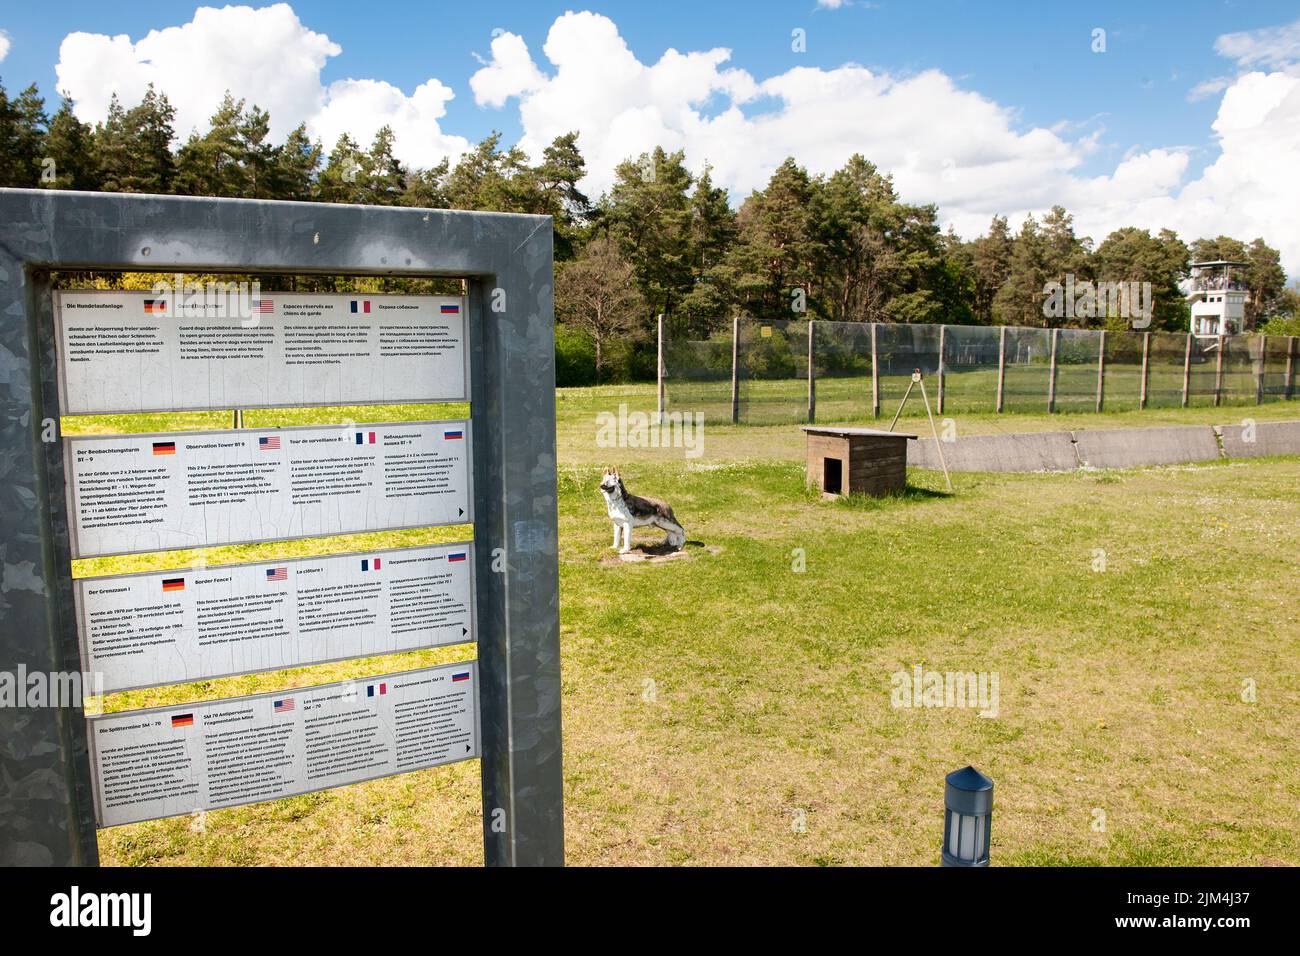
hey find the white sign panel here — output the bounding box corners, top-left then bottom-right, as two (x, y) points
(65, 420), (472, 558)
(88, 660), (479, 828)
(54, 291), (469, 414)
(76, 543), (476, 693)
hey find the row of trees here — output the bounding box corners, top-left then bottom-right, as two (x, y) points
(1, 79), (1295, 383)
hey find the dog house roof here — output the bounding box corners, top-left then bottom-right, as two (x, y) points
(801, 427), (918, 439)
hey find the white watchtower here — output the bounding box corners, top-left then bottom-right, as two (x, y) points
(1186, 260), (1248, 337)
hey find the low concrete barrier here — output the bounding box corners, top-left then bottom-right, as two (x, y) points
(909, 431), (1078, 472)
(1216, 420), (1300, 458)
(906, 421), (1298, 474)
(1072, 425), (1220, 469)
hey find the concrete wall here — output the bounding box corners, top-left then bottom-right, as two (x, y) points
(1072, 425), (1221, 469)
(1216, 420), (1300, 459)
(910, 432), (1078, 472)
(907, 420), (1299, 473)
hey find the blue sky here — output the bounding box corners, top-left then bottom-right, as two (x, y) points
(2, 2), (1299, 270)
(2, 0), (1291, 178)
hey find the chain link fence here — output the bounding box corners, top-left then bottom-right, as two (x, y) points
(661, 317), (1297, 424)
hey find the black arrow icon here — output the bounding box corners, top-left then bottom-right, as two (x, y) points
(462, 627), (468, 636)
(458, 507), (465, 517)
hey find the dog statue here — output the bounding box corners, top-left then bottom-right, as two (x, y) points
(598, 467), (685, 553)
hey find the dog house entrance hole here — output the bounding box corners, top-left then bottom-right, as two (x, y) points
(823, 457), (843, 495)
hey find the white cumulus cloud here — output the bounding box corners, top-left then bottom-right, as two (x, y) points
(54, 3), (468, 168)
(0, 30), (10, 63)
(474, 11), (1300, 276)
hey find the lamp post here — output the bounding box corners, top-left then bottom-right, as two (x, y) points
(942, 765), (993, 867)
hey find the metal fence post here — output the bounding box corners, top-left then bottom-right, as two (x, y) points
(1181, 333), (1193, 408)
(1095, 329), (1106, 413)
(996, 326), (1006, 413)
(807, 319), (816, 424)
(656, 313), (665, 424)
(871, 322), (881, 418)
(1214, 334), (1225, 407)
(1255, 334), (1266, 405)
(1287, 336), (1297, 400)
(937, 324), (947, 415)
(1047, 327), (1060, 413)
(730, 315), (740, 424)
(1139, 331), (1151, 410)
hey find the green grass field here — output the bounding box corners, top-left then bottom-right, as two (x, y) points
(81, 384), (1300, 866)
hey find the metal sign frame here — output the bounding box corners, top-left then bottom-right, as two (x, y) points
(0, 188), (563, 867)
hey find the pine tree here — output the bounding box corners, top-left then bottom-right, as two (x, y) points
(95, 86), (177, 193)
(968, 216), (1013, 324)
(400, 159), (450, 209)
(1039, 205), (1092, 283)
(175, 93), (247, 197)
(676, 164), (736, 334)
(993, 217), (1048, 326)
(316, 133), (368, 203)
(43, 98), (98, 189)
(532, 131), (591, 260)
(601, 147), (695, 323)
(365, 126), (406, 205)
(273, 123), (321, 200)
(444, 132), (532, 212)
(0, 81), (47, 187)
(1244, 238), (1285, 327)
(1094, 226), (1190, 331)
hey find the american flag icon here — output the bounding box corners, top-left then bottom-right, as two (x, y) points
(273, 698), (295, 714)
(252, 299), (274, 313)
(266, 567), (287, 581)
(259, 436), (281, 450)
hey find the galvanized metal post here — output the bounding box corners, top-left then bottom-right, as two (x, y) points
(1095, 329), (1106, 413)
(807, 319), (816, 424)
(730, 316), (740, 425)
(995, 326), (1007, 413)
(871, 322), (880, 418)
(0, 265), (99, 866)
(1182, 333), (1193, 408)
(1139, 331), (1151, 410)
(0, 188), (565, 867)
(1047, 328), (1059, 413)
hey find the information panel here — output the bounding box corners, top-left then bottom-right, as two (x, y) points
(88, 660), (479, 828)
(53, 291), (469, 414)
(65, 420), (472, 558)
(75, 542), (475, 693)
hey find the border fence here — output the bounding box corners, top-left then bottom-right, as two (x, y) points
(659, 317), (1297, 425)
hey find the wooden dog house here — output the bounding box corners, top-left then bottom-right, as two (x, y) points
(802, 426), (916, 497)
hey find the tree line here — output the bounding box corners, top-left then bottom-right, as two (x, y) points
(1, 79), (1295, 384)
